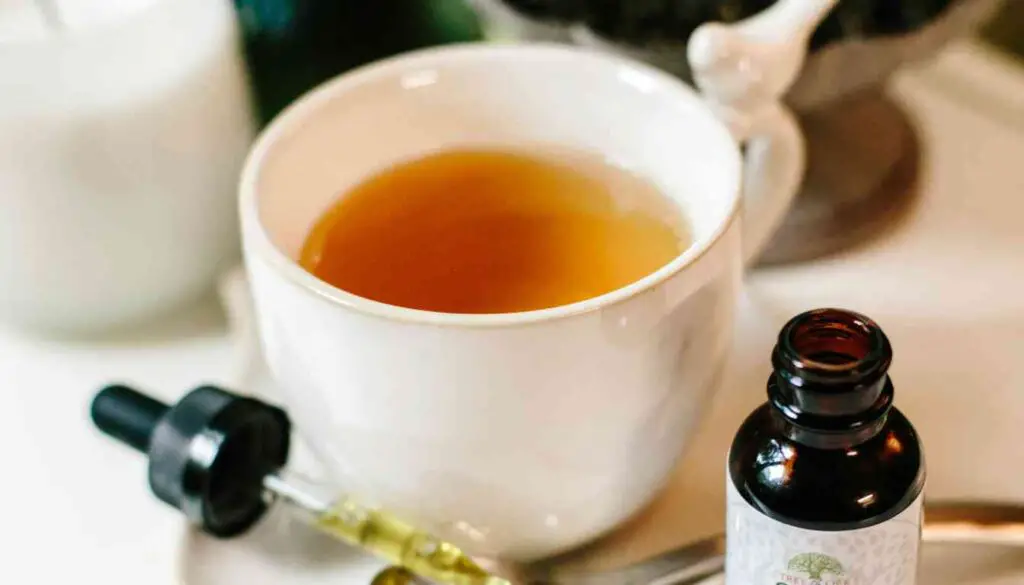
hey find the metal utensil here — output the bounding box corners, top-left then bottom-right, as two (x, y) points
(532, 501), (1024, 584)
(535, 501), (1024, 584)
(379, 501), (1024, 585)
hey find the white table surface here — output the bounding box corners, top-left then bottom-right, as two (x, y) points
(1, 40), (1022, 584)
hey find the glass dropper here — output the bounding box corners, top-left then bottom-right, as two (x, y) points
(90, 384), (510, 585)
(265, 472), (507, 585)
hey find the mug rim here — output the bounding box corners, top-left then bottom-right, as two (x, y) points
(240, 42), (742, 328)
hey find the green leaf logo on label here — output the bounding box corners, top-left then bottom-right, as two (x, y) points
(787, 552), (846, 580)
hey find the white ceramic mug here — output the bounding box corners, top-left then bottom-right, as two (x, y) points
(241, 0), (835, 560)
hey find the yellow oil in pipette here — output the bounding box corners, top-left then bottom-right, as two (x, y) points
(264, 474), (511, 585)
(316, 496), (510, 585)
(88, 383), (511, 585)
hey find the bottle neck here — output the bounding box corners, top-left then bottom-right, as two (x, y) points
(767, 308), (895, 449)
(773, 360), (889, 415)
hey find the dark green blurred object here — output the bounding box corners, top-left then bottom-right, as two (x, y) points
(235, 0), (483, 125)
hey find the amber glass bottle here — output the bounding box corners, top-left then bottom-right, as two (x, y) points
(726, 308), (925, 585)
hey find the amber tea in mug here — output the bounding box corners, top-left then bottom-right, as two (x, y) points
(300, 147), (691, 314)
(242, 35), (818, 558)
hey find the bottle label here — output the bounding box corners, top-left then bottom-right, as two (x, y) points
(725, 478), (923, 585)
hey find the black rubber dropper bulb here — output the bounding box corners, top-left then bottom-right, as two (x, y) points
(91, 385), (169, 453)
(90, 384), (291, 537)
(91, 385), (513, 585)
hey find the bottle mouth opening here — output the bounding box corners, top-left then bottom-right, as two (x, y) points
(777, 308), (891, 380)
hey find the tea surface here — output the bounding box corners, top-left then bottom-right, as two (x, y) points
(300, 148), (689, 314)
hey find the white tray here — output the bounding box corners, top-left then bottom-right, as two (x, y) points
(179, 509), (1024, 585)
(185, 254), (1024, 584)
(178, 40), (1024, 584)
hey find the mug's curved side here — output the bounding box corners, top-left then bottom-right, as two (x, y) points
(243, 219), (743, 561)
(238, 42), (755, 560)
(688, 0), (839, 264)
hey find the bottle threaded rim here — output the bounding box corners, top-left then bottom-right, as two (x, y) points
(773, 308), (892, 387)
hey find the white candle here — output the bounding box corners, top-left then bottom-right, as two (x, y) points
(0, 0), (255, 333)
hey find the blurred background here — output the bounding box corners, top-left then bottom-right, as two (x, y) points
(233, 0), (1024, 267)
(3, 2), (1024, 584)
(233, 0), (481, 125)
(2, 0), (1020, 333)
(233, 0), (1024, 124)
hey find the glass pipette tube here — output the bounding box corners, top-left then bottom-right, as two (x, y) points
(263, 473), (511, 585)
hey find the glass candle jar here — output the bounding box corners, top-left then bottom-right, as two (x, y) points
(0, 0), (256, 333)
